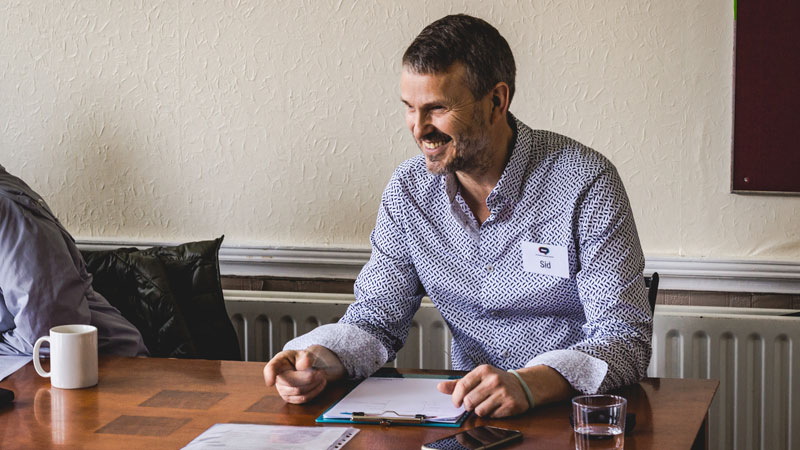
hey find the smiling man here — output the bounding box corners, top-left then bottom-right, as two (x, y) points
(264, 14), (652, 418)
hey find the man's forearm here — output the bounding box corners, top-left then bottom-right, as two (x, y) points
(516, 365), (576, 407)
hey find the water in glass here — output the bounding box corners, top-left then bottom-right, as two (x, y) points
(574, 423), (624, 449)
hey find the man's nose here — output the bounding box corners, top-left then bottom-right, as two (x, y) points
(411, 111), (432, 140)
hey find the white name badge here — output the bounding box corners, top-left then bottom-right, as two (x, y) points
(521, 242), (570, 279)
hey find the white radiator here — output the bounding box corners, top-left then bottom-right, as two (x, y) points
(224, 291), (453, 370)
(648, 305), (800, 450)
(224, 291), (800, 450)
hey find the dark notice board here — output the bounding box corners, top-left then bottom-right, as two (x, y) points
(732, 1), (800, 194)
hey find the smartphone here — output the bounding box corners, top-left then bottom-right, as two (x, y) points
(421, 426), (522, 450)
(0, 387), (13, 406)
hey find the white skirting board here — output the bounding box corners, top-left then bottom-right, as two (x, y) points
(76, 239), (800, 294)
(224, 291), (800, 450)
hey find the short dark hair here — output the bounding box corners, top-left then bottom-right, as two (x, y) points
(402, 14), (516, 103)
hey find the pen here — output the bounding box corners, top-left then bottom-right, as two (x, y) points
(346, 411), (429, 424)
(340, 410), (423, 415)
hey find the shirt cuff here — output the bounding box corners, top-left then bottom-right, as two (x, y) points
(283, 323), (388, 379)
(525, 349), (608, 394)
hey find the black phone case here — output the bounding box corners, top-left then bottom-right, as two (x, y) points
(0, 387), (14, 405)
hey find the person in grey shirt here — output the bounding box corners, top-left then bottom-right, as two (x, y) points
(0, 164), (147, 357)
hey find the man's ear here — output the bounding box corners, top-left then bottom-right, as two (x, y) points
(488, 83), (510, 123)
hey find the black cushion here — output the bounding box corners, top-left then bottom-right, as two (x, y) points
(82, 237), (241, 360)
(83, 249), (196, 358)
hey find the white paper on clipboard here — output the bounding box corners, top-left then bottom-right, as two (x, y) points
(322, 377), (466, 423)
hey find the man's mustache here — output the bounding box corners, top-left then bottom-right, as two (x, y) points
(422, 130), (451, 142)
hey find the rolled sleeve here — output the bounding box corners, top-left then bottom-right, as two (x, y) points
(283, 323), (389, 379)
(525, 349), (608, 394)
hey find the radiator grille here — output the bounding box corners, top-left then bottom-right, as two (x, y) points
(649, 305), (799, 450)
(225, 291), (452, 370)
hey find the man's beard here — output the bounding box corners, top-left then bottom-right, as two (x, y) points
(428, 107), (493, 175)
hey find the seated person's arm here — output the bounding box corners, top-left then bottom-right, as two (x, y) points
(0, 199), (92, 355)
(439, 167), (651, 417)
(264, 174), (423, 403)
(521, 167), (650, 400)
(541, 165), (652, 393)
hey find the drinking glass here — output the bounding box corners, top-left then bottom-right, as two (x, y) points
(572, 394), (626, 449)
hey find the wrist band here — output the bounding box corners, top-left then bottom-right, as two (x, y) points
(508, 369), (536, 410)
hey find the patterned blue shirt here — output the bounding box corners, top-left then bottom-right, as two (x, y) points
(286, 115), (652, 394)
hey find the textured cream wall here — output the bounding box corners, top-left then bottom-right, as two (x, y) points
(2, 1), (798, 259)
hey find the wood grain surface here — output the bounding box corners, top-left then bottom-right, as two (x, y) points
(0, 356), (717, 449)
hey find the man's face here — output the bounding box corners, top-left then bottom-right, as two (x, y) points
(400, 64), (493, 175)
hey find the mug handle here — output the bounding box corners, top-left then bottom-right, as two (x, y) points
(32, 336), (51, 378)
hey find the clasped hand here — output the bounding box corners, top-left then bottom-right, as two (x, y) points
(263, 345), (346, 404)
(437, 364), (529, 418)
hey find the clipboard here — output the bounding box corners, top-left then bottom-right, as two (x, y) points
(315, 371), (469, 427)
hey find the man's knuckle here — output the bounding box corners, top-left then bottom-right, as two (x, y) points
(280, 384), (300, 395)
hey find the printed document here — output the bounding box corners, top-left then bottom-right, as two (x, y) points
(183, 424), (358, 450)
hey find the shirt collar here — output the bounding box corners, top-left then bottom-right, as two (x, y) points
(488, 113), (529, 207)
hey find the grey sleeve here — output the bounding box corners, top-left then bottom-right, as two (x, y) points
(0, 199), (92, 355)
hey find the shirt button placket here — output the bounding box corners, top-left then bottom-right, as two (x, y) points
(478, 236), (493, 324)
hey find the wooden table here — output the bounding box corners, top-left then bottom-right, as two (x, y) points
(0, 356), (717, 449)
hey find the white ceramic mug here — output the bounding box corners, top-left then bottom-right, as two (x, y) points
(33, 324), (98, 389)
